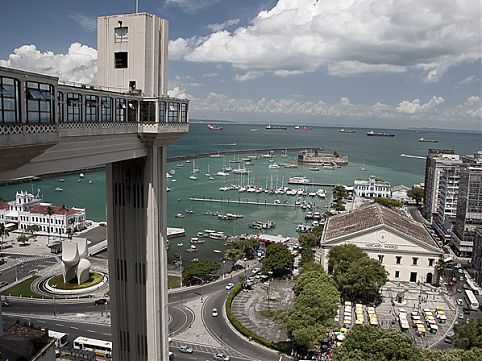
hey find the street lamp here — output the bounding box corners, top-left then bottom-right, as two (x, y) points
(52, 284), (57, 316)
(192, 276), (204, 302)
(177, 244), (183, 288)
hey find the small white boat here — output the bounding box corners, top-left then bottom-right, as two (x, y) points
(169, 169), (176, 175)
(54, 187), (63, 192)
(166, 173), (173, 178)
(58, 178), (64, 182)
(88, 180), (93, 184)
(175, 213), (185, 218)
(177, 243), (184, 247)
(79, 173), (85, 178)
(216, 171), (229, 177)
(189, 174), (198, 180)
(209, 176), (214, 180)
(309, 167), (320, 171)
(213, 250), (222, 253)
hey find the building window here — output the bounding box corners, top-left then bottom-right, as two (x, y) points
(396, 256), (402, 265)
(140, 101), (156, 122)
(67, 93), (82, 122)
(180, 103), (188, 123)
(159, 101), (166, 122)
(85, 95), (99, 122)
(428, 258), (434, 267)
(26, 81), (54, 123)
(101, 97), (113, 122)
(378, 255), (384, 263)
(115, 98), (126, 122)
(395, 271), (400, 278)
(115, 52), (128, 68)
(0, 76), (20, 124)
(57, 91), (64, 123)
(115, 27), (128, 43)
(168, 102), (179, 122)
(412, 257), (418, 266)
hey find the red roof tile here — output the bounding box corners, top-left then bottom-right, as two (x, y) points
(27, 204), (82, 216)
(0, 201), (9, 211)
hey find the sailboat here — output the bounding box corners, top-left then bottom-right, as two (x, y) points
(360, 161), (368, 171)
(189, 160), (198, 180)
(205, 164), (211, 177)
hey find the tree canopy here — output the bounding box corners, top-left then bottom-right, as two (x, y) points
(453, 317), (482, 349)
(182, 261), (220, 285)
(278, 268), (339, 351)
(299, 233), (319, 249)
(374, 197), (403, 209)
(226, 238), (258, 261)
(407, 187), (424, 206)
(328, 244), (388, 303)
(263, 243), (293, 277)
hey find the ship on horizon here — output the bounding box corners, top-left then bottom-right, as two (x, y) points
(266, 125), (288, 130)
(339, 128), (356, 133)
(418, 137), (438, 143)
(207, 124), (223, 131)
(367, 131), (395, 137)
(294, 126), (312, 130)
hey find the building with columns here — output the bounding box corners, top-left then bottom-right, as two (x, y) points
(0, 11), (188, 361)
(317, 204), (443, 284)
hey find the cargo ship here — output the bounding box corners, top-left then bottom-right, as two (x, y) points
(207, 124), (223, 131)
(294, 126), (313, 130)
(266, 125), (288, 130)
(418, 137), (438, 143)
(366, 131), (395, 137)
(339, 129), (355, 133)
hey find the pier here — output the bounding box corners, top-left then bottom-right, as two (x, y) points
(287, 181), (337, 187)
(189, 196), (320, 208)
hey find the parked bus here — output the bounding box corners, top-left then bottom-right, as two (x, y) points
(465, 276), (481, 295)
(464, 290), (479, 311)
(48, 330), (68, 347)
(73, 336), (112, 358)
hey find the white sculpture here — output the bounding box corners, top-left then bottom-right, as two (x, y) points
(61, 239), (91, 285)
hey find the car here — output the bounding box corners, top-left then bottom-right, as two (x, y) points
(463, 307), (471, 315)
(225, 283), (234, 290)
(463, 284), (470, 289)
(94, 298), (108, 305)
(1, 300), (11, 307)
(213, 352), (230, 360)
(456, 288), (462, 293)
(451, 277), (457, 282)
(458, 268), (464, 274)
(459, 276), (465, 282)
(458, 313), (464, 319)
(169, 351), (174, 360)
(457, 298), (464, 306)
(447, 330), (455, 338)
(455, 263), (462, 269)
(99, 222), (107, 227)
(178, 345), (193, 354)
(444, 337), (453, 344)
(212, 308), (218, 317)
(0, 281), (8, 288)
(252, 267), (261, 274)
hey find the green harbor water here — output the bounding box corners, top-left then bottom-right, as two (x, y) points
(1, 124), (480, 263)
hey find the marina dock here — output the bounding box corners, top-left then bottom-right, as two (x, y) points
(287, 181), (337, 187)
(189, 196), (319, 208)
(168, 147), (310, 162)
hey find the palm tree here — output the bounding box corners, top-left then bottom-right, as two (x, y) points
(434, 258), (447, 286)
(66, 218), (75, 240)
(25, 224), (41, 242)
(0, 223), (9, 250)
(45, 206), (54, 247)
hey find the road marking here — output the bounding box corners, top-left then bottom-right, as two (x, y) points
(87, 329), (96, 333)
(70, 326), (79, 330)
(37, 320), (45, 323)
(55, 324), (63, 327)
(102, 332), (111, 336)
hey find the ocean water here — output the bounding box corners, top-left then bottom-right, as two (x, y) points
(1, 124), (480, 262)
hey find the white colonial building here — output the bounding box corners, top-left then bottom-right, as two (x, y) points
(317, 204), (443, 284)
(0, 191), (85, 237)
(353, 176), (392, 198)
(391, 185), (411, 203)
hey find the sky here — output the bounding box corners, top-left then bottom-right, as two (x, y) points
(0, 0), (481, 130)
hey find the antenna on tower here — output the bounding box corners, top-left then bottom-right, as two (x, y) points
(136, 0), (139, 13)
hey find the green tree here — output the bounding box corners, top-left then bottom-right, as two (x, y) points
(453, 318), (482, 349)
(182, 261), (220, 285)
(227, 238), (258, 261)
(17, 234), (29, 246)
(299, 233), (319, 248)
(334, 256), (388, 303)
(407, 187), (424, 206)
(238, 274), (246, 288)
(0, 223), (9, 250)
(45, 206), (54, 246)
(374, 197), (403, 209)
(333, 185), (348, 200)
(263, 243), (293, 277)
(66, 218), (75, 240)
(328, 244), (366, 274)
(299, 247), (314, 267)
(278, 268), (339, 351)
(332, 326), (414, 361)
(25, 224), (41, 241)
(434, 258), (447, 286)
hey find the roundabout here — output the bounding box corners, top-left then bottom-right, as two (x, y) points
(40, 271), (108, 296)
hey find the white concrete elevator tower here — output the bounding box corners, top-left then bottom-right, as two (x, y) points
(97, 12), (174, 361)
(97, 13), (168, 96)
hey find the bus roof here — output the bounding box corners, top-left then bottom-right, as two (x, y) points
(73, 336), (112, 347)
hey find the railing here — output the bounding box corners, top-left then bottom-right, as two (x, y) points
(59, 122), (139, 130)
(0, 123), (58, 136)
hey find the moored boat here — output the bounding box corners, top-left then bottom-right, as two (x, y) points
(366, 131), (395, 137)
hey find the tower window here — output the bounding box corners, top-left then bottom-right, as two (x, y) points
(115, 27), (128, 43)
(115, 52), (128, 68)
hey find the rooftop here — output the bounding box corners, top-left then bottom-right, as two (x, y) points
(0, 200), (9, 210)
(27, 203), (83, 216)
(323, 203), (437, 248)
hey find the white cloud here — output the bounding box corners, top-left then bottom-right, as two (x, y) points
(167, 86), (191, 99)
(234, 71), (263, 82)
(458, 75), (479, 86)
(396, 96), (445, 115)
(165, 0), (221, 13)
(464, 96), (480, 107)
(207, 19), (240, 32)
(169, 0), (481, 81)
(69, 13), (97, 32)
(0, 43), (97, 84)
